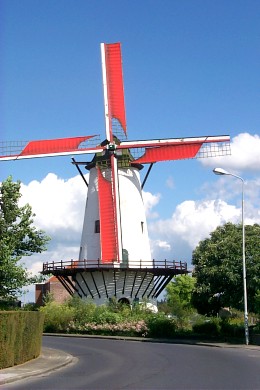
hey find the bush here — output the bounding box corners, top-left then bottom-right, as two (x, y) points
(253, 321), (260, 332)
(40, 299), (181, 338)
(220, 318), (245, 338)
(22, 302), (39, 311)
(192, 318), (221, 337)
(67, 297), (96, 324)
(94, 309), (123, 325)
(146, 314), (177, 338)
(40, 302), (74, 332)
(0, 311), (44, 369)
(67, 319), (148, 337)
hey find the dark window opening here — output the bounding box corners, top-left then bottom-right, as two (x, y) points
(141, 221), (144, 233)
(95, 220), (100, 233)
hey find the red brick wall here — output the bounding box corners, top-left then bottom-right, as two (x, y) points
(35, 276), (71, 306)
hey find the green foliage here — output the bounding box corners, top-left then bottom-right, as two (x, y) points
(192, 223), (260, 315)
(220, 319), (245, 338)
(0, 311), (44, 369)
(192, 316), (245, 339)
(0, 299), (21, 310)
(254, 290), (260, 315)
(93, 306), (123, 324)
(253, 321), (260, 332)
(40, 302), (74, 332)
(166, 275), (196, 306)
(41, 299), (180, 338)
(0, 176), (50, 300)
(41, 297), (148, 334)
(39, 298), (250, 341)
(192, 317), (221, 337)
(22, 302), (39, 311)
(165, 275), (196, 328)
(146, 314), (177, 338)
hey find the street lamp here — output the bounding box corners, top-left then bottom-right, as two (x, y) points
(213, 167), (249, 345)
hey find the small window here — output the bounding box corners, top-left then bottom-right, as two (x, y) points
(95, 220), (100, 233)
(141, 221), (144, 233)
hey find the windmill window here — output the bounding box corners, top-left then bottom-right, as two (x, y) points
(141, 221), (144, 233)
(95, 220), (100, 233)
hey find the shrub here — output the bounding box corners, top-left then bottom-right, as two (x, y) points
(22, 302), (39, 311)
(94, 309), (123, 325)
(146, 314), (177, 338)
(220, 319), (244, 338)
(192, 318), (221, 337)
(40, 302), (74, 332)
(0, 311), (44, 369)
(253, 321), (260, 332)
(67, 319), (148, 337)
(67, 297), (97, 325)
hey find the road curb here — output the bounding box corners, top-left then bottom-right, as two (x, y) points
(43, 332), (260, 350)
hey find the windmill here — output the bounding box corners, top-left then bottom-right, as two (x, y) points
(1, 43), (230, 310)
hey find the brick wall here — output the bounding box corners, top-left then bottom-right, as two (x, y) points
(35, 276), (71, 306)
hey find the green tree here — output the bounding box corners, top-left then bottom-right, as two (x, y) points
(0, 176), (50, 300)
(192, 222), (260, 315)
(165, 275), (196, 323)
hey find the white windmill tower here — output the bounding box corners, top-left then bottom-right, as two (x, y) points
(1, 43), (230, 309)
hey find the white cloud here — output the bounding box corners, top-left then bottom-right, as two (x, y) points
(200, 176), (260, 224)
(201, 132), (260, 172)
(20, 173), (87, 239)
(149, 199), (240, 252)
(18, 173), (87, 295)
(143, 191), (161, 219)
(151, 239), (171, 254)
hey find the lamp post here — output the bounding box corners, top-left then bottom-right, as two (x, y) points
(213, 167), (249, 345)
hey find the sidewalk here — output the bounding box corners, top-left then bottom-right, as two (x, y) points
(0, 334), (259, 386)
(0, 347), (77, 386)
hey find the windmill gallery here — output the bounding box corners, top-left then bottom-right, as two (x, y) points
(1, 43), (230, 310)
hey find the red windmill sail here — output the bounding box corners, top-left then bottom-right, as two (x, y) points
(101, 42), (127, 142)
(0, 135), (102, 161)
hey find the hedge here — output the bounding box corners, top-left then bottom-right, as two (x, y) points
(0, 311), (44, 369)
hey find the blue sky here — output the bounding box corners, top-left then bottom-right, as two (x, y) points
(1, 0), (260, 301)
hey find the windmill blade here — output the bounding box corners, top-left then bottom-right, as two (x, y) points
(0, 135), (103, 161)
(101, 42), (127, 143)
(118, 135), (230, 164)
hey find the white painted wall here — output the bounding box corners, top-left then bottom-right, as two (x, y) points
(79, 165), (152, 266)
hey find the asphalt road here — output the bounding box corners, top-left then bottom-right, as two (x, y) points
(6, 336), (260, 390)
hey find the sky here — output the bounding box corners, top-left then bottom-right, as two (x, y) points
(1, 0), (260, 303)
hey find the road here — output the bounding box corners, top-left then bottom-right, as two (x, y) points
(6, 336), (260, 389)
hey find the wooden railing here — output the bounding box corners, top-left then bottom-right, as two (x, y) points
(42, 259), (187, 273)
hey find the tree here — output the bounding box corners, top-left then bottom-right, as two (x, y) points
(165, 275), (196, 321)
(192, 222), (260, 315)
(0, 176), (50, 300)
